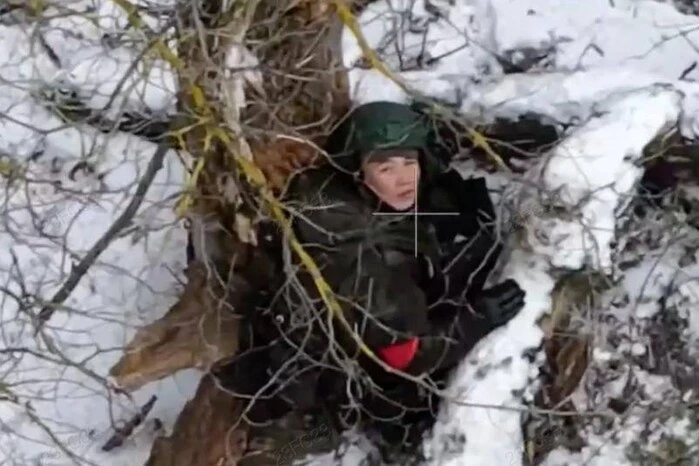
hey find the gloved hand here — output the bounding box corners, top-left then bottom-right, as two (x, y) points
(473, 278), (526, 328)
(382, 279), (525, 376)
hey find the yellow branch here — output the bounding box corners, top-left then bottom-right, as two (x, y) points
(219, 133), (377, 359)
(111, 0), (213, 217)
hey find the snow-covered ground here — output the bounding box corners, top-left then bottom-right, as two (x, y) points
(541, 203), (699, 465)
(1, 0), (699, 465)
(0, 2), (198, 465)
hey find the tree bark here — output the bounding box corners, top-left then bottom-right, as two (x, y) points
(109, 261), (243, 392)
(145, 373), (248, 466)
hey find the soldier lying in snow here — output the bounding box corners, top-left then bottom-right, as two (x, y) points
(220, 101), (526, 454)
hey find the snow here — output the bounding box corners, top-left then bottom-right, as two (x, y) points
(0, 3), (198, 465)
(0, 126), (200, 463)
(490, 0), (699, 76)
(539, 206), (699, 465)
(527, 87), (682, 272)
(60, 46), (178, 119)
(2, 0), (699, 465)
(421, 248), (554, 465)
(343, 0), (699, 107)
(96, 0), (175, 36)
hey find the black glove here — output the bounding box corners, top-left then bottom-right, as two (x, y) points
(473, 279), (525, 328)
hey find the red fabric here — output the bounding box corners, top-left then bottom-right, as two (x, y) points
(378, 337), (419, 370)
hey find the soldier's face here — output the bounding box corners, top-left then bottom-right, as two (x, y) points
(362, 150), (420, 210)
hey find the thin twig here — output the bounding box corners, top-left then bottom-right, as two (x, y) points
(101, 395), (158, 451)
(34, 142), (170, 333)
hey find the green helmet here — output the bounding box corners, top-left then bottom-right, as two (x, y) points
(324, 101), (432, 173)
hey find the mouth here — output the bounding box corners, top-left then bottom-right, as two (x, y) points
(397, 189), (415, 199)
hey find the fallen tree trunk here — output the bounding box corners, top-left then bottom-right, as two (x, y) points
(145, 372), (249, 466)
